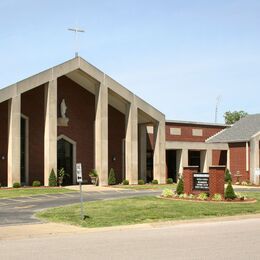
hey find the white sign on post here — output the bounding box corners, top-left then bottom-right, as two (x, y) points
(76, 162), (84, 220)
(76, 163), (82, 183)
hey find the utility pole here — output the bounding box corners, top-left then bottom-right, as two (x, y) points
(68, 27), (85, 57)
(215, 95), (222, 123)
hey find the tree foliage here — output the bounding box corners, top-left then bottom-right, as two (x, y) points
(225, 181), (236, 200)
(225, 169), (232, 183)
(108, 168), (116, 185)
(49, 169), (57, 187)
(224, 111), (248, 124)
(176, 178), (184, 195)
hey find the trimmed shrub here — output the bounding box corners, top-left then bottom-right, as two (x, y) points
(152, 179), (158, 184)
(176, 178), (184, 195)
(161, 189), (174, 198)
(197, 192), (208, 200)
(166, 178), (173, 184)
(212, 193), (223, 201)
(49, 169), (57, 187)
(225, 169), (232, 183)
(225, 181), (236, 200)
(108, 168), (116, 185)
(32, 180), (41, 187)
(138, 179), (145, 185)
(13, 182), (21, 188)
(122, 180), (129, 185)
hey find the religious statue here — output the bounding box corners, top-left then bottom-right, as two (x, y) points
(60, 99), (67, 118)
(58, 98), (69, 126)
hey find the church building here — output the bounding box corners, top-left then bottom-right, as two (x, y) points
(0, 57), (259, 187)
(0, 56), (165, 187)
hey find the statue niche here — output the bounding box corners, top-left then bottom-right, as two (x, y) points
(58, 99), (69, 126)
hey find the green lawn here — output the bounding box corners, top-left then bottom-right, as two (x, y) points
(114, 184), (177, 190)
(36, 192), (260, 228)
(0, 187), (73, 198)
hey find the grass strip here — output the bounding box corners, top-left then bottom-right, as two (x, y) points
(37, 192), (260, 228)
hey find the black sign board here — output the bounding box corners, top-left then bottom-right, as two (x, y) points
(193, 173), (209, 191)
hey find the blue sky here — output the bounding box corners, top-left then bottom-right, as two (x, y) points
(1, 0), (259, 123)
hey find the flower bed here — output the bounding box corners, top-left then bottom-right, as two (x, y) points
(160, 189), (256, 203)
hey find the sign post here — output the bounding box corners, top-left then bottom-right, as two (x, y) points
(76, 163), (84, 220)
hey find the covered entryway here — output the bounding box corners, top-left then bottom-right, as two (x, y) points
(166, 150), (177, 182)
(57, 138), (74, 185)
(188, 150), (201, 172)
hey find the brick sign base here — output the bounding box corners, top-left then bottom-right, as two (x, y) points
(183, 166), (226, 197)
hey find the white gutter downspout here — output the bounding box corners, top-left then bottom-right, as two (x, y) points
(246, 141), (249, 172)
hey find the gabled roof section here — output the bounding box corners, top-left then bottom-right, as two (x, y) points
(206, 114), (260, 143)
(0, 56), (165, 122)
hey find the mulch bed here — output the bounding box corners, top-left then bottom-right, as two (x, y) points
(159, 196), (257, 204)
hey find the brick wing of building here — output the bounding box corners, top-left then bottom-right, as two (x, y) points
(207, 114), (260, 184)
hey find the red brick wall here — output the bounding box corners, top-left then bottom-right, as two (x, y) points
(57, 76), (95, 182)
(183, 166), (225, 196)
(183, 166), (199, 194)
(209, 166), (225, 197)
(21, 85), (45, 185)
(229, 142), (249, 182)
(108, 105), (125, 183)
(212, 150), (227, 166)
(166, 123), (225, 142)
(0, 101), (8, 186)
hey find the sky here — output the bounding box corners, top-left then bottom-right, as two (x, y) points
(1, 0), (259, 123)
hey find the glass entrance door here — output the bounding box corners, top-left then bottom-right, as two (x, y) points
(57, 138), (73, 185)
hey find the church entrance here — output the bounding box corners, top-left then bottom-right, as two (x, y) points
(57, 138), (74, 185)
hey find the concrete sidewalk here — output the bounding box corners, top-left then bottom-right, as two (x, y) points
(232, 184), (260, 190)
(65, 184), (126, 192)
(2, 213), (260, 241)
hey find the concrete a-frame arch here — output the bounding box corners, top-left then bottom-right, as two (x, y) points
(0, 56), (166, 187)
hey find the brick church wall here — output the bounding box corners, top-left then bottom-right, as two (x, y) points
(21, 85), (45, 185)
(108, 106), (125, 183)
(57, 76), (95, 183)
(229, 142), (249, 182)
(0, 101), (8, 186)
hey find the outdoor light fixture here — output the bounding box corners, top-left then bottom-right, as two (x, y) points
(112, 156), (116, 161)
(1, 155), (5, 160)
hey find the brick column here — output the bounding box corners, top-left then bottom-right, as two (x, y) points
(183, 166), (199, 194)
(209, 166), (226, 197)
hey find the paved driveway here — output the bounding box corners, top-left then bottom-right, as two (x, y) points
(1, 186), (259, 227)
(1, 216), (260, 259)
(0, 189), (160, 226)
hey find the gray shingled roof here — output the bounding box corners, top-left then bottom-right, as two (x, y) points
(207, 114), (260, 143)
